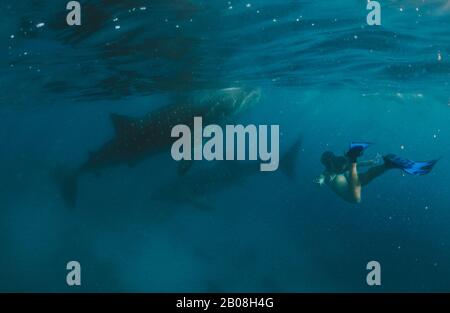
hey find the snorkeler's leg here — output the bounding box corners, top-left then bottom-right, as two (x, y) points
(358, 164), (388, 186)
(349, 163), (362, 203)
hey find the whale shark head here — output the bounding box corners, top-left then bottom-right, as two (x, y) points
(204, 87), (261, 118)
(239, 87), (262, 112)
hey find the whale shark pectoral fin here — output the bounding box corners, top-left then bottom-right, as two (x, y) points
(52, 166), (78, 208)
(110, 113), (138, 138)
(177, 160), (193, 176)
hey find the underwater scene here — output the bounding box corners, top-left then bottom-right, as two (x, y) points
(1, 0), (450, 292)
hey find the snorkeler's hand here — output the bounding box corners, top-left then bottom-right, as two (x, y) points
(314, 176), (325, 186)
(362, 153), (382, 166)
(374, 153), (382, 165)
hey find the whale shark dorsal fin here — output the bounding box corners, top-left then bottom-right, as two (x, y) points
(110, 113), (137, 137)
(280, 133), (303, 179)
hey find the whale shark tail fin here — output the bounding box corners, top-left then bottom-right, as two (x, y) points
(280, 134), (303, 179)
(52, 166), (78, 208)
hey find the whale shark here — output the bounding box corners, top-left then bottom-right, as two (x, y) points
(150, 134), (302, 211)
(56, 87), (261, 207)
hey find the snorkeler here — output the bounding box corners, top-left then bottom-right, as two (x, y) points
(315, 142), (439, 203)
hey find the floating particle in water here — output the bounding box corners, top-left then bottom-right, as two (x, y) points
(437, 52), (442, 62)
(36, 22), (45, 28)
(425, 206), (429, 210)
(246, 3), (251, 8)
(256, 10), (260, 14)
(115, 25), (121, 30)
(228, 6), (233, 10)
(400, 145), (405, 150)
(10, 34), (14, 39)
(113, 17), (118, 22)
(354, 35), (358, 39)
(140, 6), (146, 11)
(175, 24), (180, 29)
(433, 134), (437, 139)
(273, 18), (277, 22)
(399, 7), (404, 12)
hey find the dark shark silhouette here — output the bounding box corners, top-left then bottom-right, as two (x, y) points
(56, 87), (261, 207)
(151, 134), (302, 211)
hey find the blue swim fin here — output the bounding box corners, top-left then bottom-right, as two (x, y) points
(346, 142), (372, 162)
(383, 154), (438, 176)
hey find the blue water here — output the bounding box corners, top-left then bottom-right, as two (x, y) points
(1, 0), (450, 292)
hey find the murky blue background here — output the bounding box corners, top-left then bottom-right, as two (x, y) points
(1, 0), (449, 292)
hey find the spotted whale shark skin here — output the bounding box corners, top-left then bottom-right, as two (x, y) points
(57, 87), (261, 207)
(80, 87), (261, 173)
